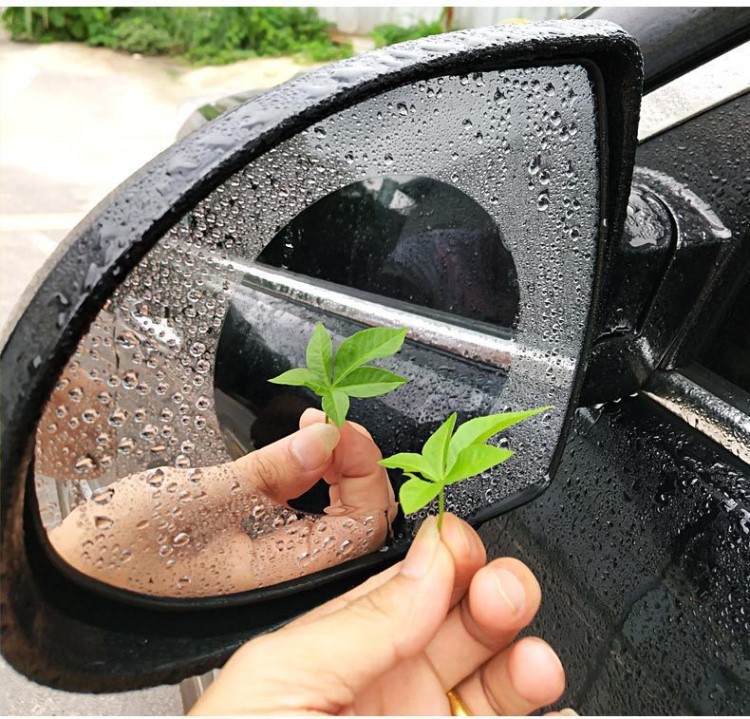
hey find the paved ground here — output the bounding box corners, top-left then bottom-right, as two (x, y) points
(0, 30), (326, 716)
(0, 32), (328, 332)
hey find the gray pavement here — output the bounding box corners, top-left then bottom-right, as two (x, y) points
(0, 29), (317, 716)
(0, 30), (321, 329)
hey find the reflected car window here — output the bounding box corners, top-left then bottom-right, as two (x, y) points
(257, 176), (520, 329)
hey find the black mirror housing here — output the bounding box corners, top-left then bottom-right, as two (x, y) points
(1, 21), (642, 691)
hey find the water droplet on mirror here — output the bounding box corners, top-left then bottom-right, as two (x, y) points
(117, 437), (135, 454)
(94, 516), (114, 530)
(175, 454), (191, 468)
(147, 468), (165, 487)
(189, 341), (206, 357)
(140, 424), (158, 441)
(115, 331), (139, 349)
(74, 455), (96, 473)
(173, 532), (190, 547)
(92, 487), (115, 505)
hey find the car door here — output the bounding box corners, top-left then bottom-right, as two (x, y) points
(476, 8), (750, 714)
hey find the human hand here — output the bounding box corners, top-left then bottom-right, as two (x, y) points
(190, 513), (571, 715)
(49, 408), (396, 596)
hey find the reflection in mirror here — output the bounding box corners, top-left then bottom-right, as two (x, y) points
(34, 63), (599, 599)
(258, 175), (520, 328)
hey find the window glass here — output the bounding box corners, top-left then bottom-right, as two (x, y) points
(257, 176), (520, 329)
(700, 273), (750, 394)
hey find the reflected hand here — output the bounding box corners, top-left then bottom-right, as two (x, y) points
(191, 514), (573, 716)
(49, 408), (396, 597)
(237, 407), (397, 524)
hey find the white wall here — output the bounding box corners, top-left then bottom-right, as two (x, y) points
(317, 6), (586, 35)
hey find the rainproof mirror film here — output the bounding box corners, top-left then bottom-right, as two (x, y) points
(33, 64), (600, 602)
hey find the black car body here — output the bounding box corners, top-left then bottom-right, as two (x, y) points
(1, 7), (748, 715)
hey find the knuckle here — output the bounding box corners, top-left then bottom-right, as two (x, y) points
(480, 661), (514, 715)
(250, 451), (282, 498)
(458, 595), (509, 653)
(348, 590), (399, 636)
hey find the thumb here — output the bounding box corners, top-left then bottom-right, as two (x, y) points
(192, 517), (455, 715)
(234, 422), (340, 504)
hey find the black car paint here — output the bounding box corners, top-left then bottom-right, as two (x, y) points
(516, 87), (750, 715)
(581, 6), (750, 92)
(489, 397), (750, 714)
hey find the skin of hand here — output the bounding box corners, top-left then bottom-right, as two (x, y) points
(48, 409), (397, 597)
(35, 368), (114, 480)
(190, 512), (573, 716)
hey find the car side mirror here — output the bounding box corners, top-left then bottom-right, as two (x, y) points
(1, 21), (641, 691)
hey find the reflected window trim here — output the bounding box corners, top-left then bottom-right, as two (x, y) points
(215, 259), (576, 377)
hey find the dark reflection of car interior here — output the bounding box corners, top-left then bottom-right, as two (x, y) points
(214, 176), (520, 514)
(257, 175), (520, 327)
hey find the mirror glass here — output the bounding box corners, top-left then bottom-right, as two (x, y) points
(34, 63), (600, 598)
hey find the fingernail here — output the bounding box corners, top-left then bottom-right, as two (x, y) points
(290, 423), (339, 471)
(400, 516), (440, 579)
(559, 709), (578, 716)
(492, 567), (526, 615)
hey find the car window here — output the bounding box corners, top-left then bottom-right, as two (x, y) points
(256, 175), (520, 329)
(699, 272), (750, 395)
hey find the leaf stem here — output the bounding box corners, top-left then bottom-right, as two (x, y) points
(437, 487), (445, 532)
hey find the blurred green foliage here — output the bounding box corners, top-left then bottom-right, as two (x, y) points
(1, 6), (353, 64)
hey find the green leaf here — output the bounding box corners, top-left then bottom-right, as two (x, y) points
(268, 367), (317, 386)
(422, 412), (457, 480)
(379, 452), (434, 478)
(399, 475), (442, 514)
(447, 406), (551, 470)
(445, 444), (514, 484)
(335, 366), (407, 398)
(333, 326), (408, 382)
(306, 322), (333, 386)
(321, 389), (350, 427)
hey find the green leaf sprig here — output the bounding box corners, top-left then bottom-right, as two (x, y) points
(379, 406), (551, 530)
(269, 322), (408, 426)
